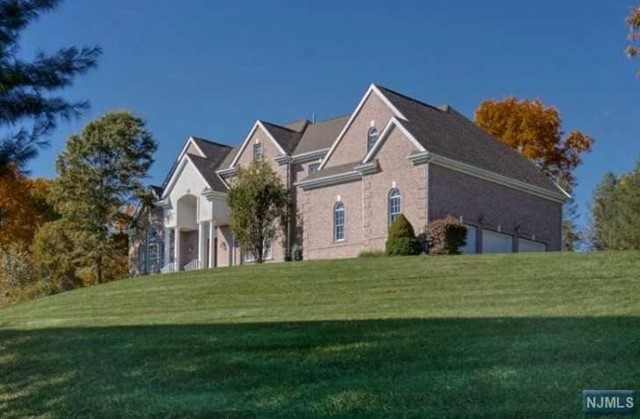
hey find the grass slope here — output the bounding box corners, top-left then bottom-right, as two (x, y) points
(0, 251), (639, 417)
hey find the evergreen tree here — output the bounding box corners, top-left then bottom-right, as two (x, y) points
(53, 112), (156, 283)
(591, 172), (618, 250)
(0, 0), (101, 174)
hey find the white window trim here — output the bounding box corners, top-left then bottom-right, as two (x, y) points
(388, 188), (401, 226)
(334, 202), (346, 242)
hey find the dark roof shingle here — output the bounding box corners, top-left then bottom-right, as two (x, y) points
(292, 115), (349, 156)
(376, 85), (561, 193)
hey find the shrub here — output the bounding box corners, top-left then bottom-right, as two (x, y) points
(424, 216), (468, 255)
(385, 214), (423, 256)
(0, 244), (38, 306)
(32, 220), (83, 293)
(292, 244), (303, 261)
(358, 250), (386, 258)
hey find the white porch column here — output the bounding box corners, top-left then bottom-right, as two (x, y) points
(208, 221), (215, 268)
(174, 228), (181, 271)
(198, 222), (206, 269)
(163, 228), (171, 267)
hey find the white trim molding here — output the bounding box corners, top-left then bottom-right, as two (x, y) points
(229, 120), (287, 168)
(216, 166), (237, 178)
(176, 136), (206, 161)
(161, 154), (213, 199)
(361, 117), (425, 164)
(290, 148), (329, 164)
(295, 170), (360, 190)
(409, 151), (570, 203)
(319, 84), (406, 171)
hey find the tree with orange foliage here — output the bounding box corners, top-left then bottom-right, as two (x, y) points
(626, 5), (640, 75)
(0, 169), (57, 248)
(474, 98), (594, 190)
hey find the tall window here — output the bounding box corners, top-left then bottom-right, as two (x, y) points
(388, 188), (401, 226)
(147, 230), (159, 273)
(367, 127), (379, 152)
(253, 143), (263, 161)
(334, 202), (345, 241)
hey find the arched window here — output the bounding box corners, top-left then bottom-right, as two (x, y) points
(334, 202), (345, 241)
(367, 127), (379, 152)
(388, 188), (401, 226)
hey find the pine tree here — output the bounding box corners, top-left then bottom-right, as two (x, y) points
(0, 0), (101, 174)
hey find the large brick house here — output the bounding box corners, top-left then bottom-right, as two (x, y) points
(129, 84), (569, 275)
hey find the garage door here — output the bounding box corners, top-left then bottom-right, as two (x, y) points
(482, 230), (512, 254)
(518, 238), (546, 253)
(460, 225), (477, 254)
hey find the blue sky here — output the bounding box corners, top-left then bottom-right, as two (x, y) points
(19, 0), (640, 225)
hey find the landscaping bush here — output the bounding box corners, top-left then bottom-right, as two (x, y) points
(0, 244), (39, 306)
(385, 214), (423, 256)
(424, 216), (467, 255)
(292, 244), (303, 261)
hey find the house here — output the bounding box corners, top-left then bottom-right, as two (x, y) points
(129, 84), (569, 276)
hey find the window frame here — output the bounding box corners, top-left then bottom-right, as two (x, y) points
(253, 142), (263, 161)
(367, 127), (379, 152)
(388, 188), (401, 226)
(334, 202), (346, 242)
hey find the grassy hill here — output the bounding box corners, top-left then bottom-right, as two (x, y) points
(1, 251), (639, 417)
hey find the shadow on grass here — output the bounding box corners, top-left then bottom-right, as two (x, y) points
(0, 317), (639, 418)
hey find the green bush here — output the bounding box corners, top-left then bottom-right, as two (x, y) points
(0, 243), (38, 306)
(385, 214), (423, 256)
(358, 250), (386, 258)
(424, 216), (467, 255)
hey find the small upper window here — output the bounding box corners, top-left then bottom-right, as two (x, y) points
(367, 127), (379, 152)
(388, 188), (401, 226)
(309, 162), (320, 175)
(253, 143), (263, 161)
(334, 202), (345, 241)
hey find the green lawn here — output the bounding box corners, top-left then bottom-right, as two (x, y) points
(1, 251), (639, 417)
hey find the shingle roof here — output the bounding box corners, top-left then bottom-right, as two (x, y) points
(184, 137), (233, 192)
(375, 85), (561, 193)
(189, 154), (229, 192)
(292, 115), (349, 156)
(219, 145), (240, 170)
(283, 119), (311, 132)
(191, 137), (232, 159)
(260, 121), (304, 154)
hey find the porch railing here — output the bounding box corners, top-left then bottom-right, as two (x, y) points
(183, 259), (202, 272)
(160, 262), (175, 274)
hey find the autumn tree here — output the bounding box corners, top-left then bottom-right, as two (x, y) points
(0, 0), (101, 174)
(227, 161), (289, 263)
(0, 168), (57, 247)
(475, 98), (594, 190)
(626, 5), (640, 75)
(53, 112), (156, 283)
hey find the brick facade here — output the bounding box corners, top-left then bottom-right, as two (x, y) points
(130, 84), (565, 275)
